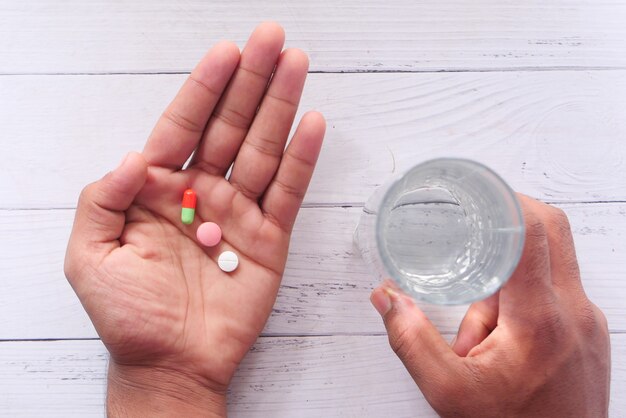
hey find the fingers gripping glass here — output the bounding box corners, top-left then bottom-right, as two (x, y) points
(354, 158), (525, 305)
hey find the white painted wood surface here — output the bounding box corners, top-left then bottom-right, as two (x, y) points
(2, 71), (626, 208)
(2, 0), (625, 416)
(1, 203), (625, 340)
(1, 337), (625, 417)
(2, 0), (626, 74)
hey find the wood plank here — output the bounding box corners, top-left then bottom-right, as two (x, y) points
(2, 71), (626, 208)
(1, 336), (624, 417)
(1, 203), (624, 340)
(2, 1), (626, 74)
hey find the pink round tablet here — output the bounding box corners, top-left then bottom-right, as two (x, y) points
(196, 222), (222, 247)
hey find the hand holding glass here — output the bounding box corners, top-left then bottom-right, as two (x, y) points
(355, 158), (525, 305)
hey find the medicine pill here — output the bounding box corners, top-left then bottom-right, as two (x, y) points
(218, 251), (239, 272)
(196, 222), (222, 247)
(181, 189), (196, 225)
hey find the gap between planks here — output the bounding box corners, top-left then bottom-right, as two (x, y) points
(3, 329), (626, 343)
(4, 66), (626, 77)
(2, 200), (626, 211)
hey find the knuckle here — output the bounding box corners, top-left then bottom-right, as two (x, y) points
(528, 303), (569, 347)
(63, 254), (76, 279)
(78, 183), (103, 217)
(263, 211), (291, 234)
(162, 108), (204, 133)
(233, 181), (261, 201)
(187, 74), (220, 97)
(525, 216), (547, 240)
(285, 149), (314, 168)
(522, 203), (548, 244)
(215, 106), (251, 130)
(547, 206), (573, 234)
(274, 178), (305, 200)
(76, 181), (113, 233)
(266, 91), (299, 109)
(78, 183), (104, 218)
(517, 245), (551, 290)
(63, 244), (88, 282)
(388, 324), (415, 360)
(78, 182), (97, 205)
(577, 302), (609, 338)
(193, 159), (223, 175)
(245, 136), (283, 159)
(595, 306), (609, 333)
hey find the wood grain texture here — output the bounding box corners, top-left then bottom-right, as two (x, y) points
(1, 202), (623, 340)
(2, 1), (626, 74)
(2, 71), (626, 208)
(1, 336), (624, 417)
(2, 1), (624, 415)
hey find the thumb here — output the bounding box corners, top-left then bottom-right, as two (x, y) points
(371, 285), (466, 406)
(65, 152), (148, 277)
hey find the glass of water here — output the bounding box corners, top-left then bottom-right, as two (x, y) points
(354, 158), (525, 305)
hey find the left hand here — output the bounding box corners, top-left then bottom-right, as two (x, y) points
(64, 22), (325, 417)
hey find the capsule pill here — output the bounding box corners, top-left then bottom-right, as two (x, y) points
(181, 188), (196, 225)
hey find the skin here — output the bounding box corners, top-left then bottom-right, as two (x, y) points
(371, 194), (611, 417)
(64, 22), (326, 417)
(64, 21), (610, 418)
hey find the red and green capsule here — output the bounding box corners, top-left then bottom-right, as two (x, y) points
(181, 189), (196, 225)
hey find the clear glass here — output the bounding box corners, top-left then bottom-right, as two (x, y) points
(354, 158), (525, 305)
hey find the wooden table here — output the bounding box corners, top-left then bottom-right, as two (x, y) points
(1, 1), (625, 416)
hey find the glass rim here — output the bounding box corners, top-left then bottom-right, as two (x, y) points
(375, 157), (525, 305)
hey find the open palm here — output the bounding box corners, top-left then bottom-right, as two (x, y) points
(64, 22), (325, 394)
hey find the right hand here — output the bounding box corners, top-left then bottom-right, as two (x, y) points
(370, 194), (610, 417)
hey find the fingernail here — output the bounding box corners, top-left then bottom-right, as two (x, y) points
(384, 279), (404, 294)
(383, 286), (399, 299)
(371, 287), (395, 316)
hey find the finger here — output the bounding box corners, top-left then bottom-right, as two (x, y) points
(190, 22), (285, 175)
(65, 153), (148, 278)
(261, 111), (325, 232)
(142, 41), (240, 170)
(517, 194), (581, 290)
(229, 48), (309, 199)
(370, 286), (466, 405)
(499, 195), (554, 320)
(451, 292), (499, 357)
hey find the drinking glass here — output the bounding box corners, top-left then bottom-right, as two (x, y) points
(354, 158), (525, 305)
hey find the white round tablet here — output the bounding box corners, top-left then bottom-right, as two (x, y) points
(218, 250), (239, 273)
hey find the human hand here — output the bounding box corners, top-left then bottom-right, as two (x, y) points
(370, 194), (610, 417)
(64, 22), (325, 417)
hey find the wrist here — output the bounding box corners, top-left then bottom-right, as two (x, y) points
(107, 361), (227, 418)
